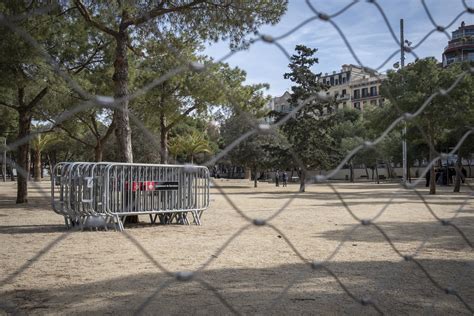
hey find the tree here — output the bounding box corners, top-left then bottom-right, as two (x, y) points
(134, 36), (267, 164)
(0, 2), (55, 202)
(280, 45), (336, 192)
(170, 130), (212, 164)
(0, 2), (110, 202)
(221, 113), (280, 188)
(380, 58), (473, 194)
(30, 129), (55, 181)
(73, 0), (287, 163)
(329, 109), (365, 182)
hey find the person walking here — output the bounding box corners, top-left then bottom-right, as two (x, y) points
(282, 171), (288, 187)
(275, 170), (280, 187)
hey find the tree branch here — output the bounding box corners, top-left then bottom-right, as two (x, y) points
(25, 87), (48, 110)
(68, 40), (109, 74)
(90, 113), (100, 137)
(126, 42), (144, 57)
(100, 117), (116, 143)
(74, 0), (119, 37)
(76, 114), (99, 138)
(18, 87), (25, 107)
(0, 100), (18, 110)
(56, 124), (94, 148)
(126, 0), (206, 26)
(166, 104), (199, 132)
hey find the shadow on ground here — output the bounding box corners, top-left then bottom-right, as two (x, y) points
(314, 216), (474, 251)
(0, 260), (472, 315)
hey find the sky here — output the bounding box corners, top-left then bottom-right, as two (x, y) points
(204, 0), (474, 97)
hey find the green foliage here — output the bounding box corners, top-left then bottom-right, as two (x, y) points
(221, 112), (287, 186)
(170, 130), (212, 164)
(72, 1), (287, 49)
(279, 45), (337, 185)
(380, 58), (473, 148)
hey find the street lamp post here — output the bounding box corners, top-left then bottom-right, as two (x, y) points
(400, 19), (408, 184)
(0, 137), (6, 182)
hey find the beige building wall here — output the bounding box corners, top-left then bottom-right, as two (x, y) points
(266, 64), (387, 119)
(320, 64), (386, 112)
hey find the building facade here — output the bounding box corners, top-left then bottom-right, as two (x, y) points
(442, 21), (474, 67)
(320, 64), (386, 112)
(266, 64), (386, 118)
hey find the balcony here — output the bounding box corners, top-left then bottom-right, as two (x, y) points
(444, 39), (474, 51)
(337, 94), (350, 100)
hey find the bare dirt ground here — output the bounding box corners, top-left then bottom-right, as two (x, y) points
(0, 179), (473, 315)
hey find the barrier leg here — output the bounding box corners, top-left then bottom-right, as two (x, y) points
(149, 214), (158, 224)
(64, 217), (70, 229)
(114, 215), (124, 231)
(192, 211), (201, 226)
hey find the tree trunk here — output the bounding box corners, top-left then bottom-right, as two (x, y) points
(468, 159), (471, 178)
(407, 163), (411, 183)
(113, 32), (133, 163)
(349, 161), (354, 183)
(375, 166), (379, 184)
(429, 148), (436, 195)
(364, 164), (369, 179)
(46, 153), (53, 178)
(299, 169), (305, 192)
(113, 30), (136, 223)
(453, 155), (462, 193)
(8, 153), (14, 181)
(16, 110), (31, 203)
(244, 167), (251, 180)
(33, 149), (41, 182)
(94, 142), (103, 162)
(159, 113), (168, 164)
(253, 166), (258, 188)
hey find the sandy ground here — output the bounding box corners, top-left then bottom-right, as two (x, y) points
(0, 178), (473, 315)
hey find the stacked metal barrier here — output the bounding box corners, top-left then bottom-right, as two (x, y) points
(51, 162), (210, 231)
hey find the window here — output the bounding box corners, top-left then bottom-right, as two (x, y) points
(354, 102), (360, 110)
(354, 89), (360, 99)
(335, 79), (339, 85)
(370, 100), (376, 105)
(342, 89), (347, 96)
(362, 88), (368, 98)
(370, 86), (377, 96)
(343, 102), (347, 108)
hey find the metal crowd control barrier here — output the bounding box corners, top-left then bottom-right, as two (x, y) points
(51, 162), (210, 231)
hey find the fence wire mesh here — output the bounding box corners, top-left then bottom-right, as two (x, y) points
(0, 1), (473, 315)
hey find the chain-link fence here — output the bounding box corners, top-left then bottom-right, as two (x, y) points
(0, 1), (473, 314)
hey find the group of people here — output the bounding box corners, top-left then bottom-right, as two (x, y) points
(275, 170), (288, 187)
(425, 166), (467, 187)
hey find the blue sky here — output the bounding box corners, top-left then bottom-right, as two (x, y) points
(204, 0), (474, 97)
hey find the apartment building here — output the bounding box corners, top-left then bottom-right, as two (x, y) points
(350, 75), (386, 111)
(320, 64), (363, 110)
(442, 21), (474, 67)
(320, 64), (386, 111)
(265, 64), (386, 120)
